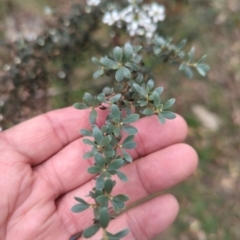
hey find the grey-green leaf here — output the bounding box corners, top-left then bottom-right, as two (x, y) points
(163, 98), (175, 109)
(143, 108), (154, 116)
(154, 86), (164, 95)
(108, 159), (124, 171)
(73, 103), (89, 109)
(71, 203), (89, 213)
(158, 113), (166, 124)
(93, 69), (104, 79)
(93, 125), (103, 144)
(94, 153), (105, 168)
(122, 142), (137, 149)
(133, 83), (146, 97)
(196, 63), (210, 76)
(111, 104), (121, 120)
(92, 57), (102, 67)
(90, 109), (97, 124)
(116, 170), (128, 182)
(104, 179), (115, 194)
(113, 46), (123, 62)
(123, 114), (139, 124)
(114, 194), (129, 202)
(188, 47), (195, 62)
(122, 126), (138, 135)
(123, 43), (133, 62)
(99, 207), (110, 229)
(161, 111), (176, 119)
(87, 166), (101, 174)
(83, 224), (100, 238)
(100, 57), (118, 69)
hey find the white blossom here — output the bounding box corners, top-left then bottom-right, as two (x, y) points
(87, 0), (101, 6)
(148, 3), (165, 23)
(103, 10), (121, 26)
(101, 1), (166, 39)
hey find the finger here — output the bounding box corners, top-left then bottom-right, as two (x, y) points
(68, 194), (179, 240)
(55, 143), (197, 232)
(0, 107), (107, 165)
(34, 115), (188, 198)
(94, 194), (179, 240)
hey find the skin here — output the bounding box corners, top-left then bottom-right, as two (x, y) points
(0, 107), (198, 240)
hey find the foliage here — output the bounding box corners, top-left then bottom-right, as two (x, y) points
(0, 0), (210, 239)
(70, 1), (209, 239)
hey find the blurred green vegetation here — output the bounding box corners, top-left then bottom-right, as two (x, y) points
(1, 0), (240, 240)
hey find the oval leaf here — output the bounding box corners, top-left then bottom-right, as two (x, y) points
(83, 224), (100, 238)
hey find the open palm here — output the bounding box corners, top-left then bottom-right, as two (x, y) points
(0, 107), (197, 240)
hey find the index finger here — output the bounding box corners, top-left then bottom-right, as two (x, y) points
(0, 107), (107, 166)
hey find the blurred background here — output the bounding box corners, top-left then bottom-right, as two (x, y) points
(0, 0), (240, 239)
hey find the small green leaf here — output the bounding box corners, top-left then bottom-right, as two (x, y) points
(83, 139), (95, 146)
(163, 98), (175, 109)
(94, 153), (105, 168)
(111, 104), (121, 120)
(104, 179), (115, 194)
(161, 111), (176, 119)
(108, 159), (124, 171)
(116, 67), (131, 82)
(151, 91), (160, 106)
(158, 113), (166, 124)
(87, 166), (101, 174)
(125, 62), (139, 71)
(188, 47), (195, 62)
(197, 55), (207, 64)
(110, 93), (121, 103)
(112, 199), (125, 210)
(122, 149), (132, 163)
(92, 57), (102, 67)
(97, 93), (106, 103)
(93, 69), (104, 79)
(114, 194), (129, 202)
(109, 229), (129, 238)
(83, 224), (100, 238)
(196, 63), (210, 76)
(154, 86), (164, 95)
(133, 83), (146, 97)
(99, 207), (110, 229)
(83, 93), (94, 105)
(71, 203), (89, 213)
(115, 68), (124, 82)
(96, 174), (105, 190)
(138, 100), (148, 107)
(122, 126), (138, 135)
(122, 135), (134, 144)
(122, 142), (137, 149)
(80, 129), (92, 136)
(113, 46), (123, 62)
(90, 109), (98, 124)
(143, 108), (154, 116)
(184, 65), (193, 78)
(116, 170), (128, 182)
(177, 39), (187, 50)
(92, 125), (103, 144)
(96, 195), (109, 206)
(83, 151), (94, 159)
(147, 79), (154, 90)
(73, 103), (89, 109)
(123, 43), (133, 62)
(74, 197), (89, 205)
(100, 57), (118, 69)
(123, 114), (139, 124)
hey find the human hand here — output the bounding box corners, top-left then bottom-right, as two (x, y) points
(0, 107), (197, 240)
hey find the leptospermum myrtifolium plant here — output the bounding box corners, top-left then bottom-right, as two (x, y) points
(70, 1), (209, 240)
(71, 43), (179, 239)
